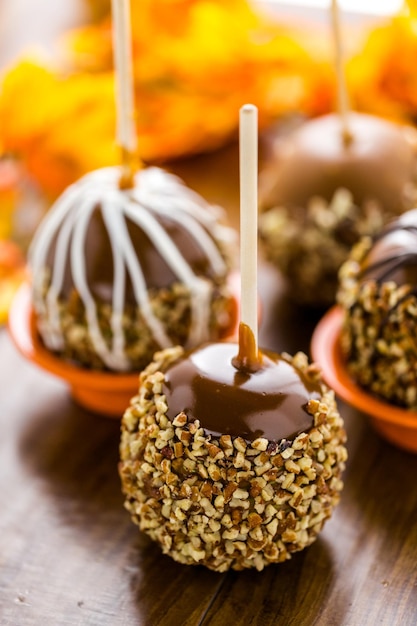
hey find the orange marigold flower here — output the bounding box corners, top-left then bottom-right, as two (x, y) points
(349, 7), (417, 123)
(0, 0), (334, 198)
(0, 61), (118, 198)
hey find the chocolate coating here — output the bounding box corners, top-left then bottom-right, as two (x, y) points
(162, 342), (321, 441)
(46, 208), (219, 304)
(360, 209), (417, 285)
(262, 113), (417, 211)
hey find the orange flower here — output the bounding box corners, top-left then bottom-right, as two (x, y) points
(0, 0), (334, 198)
(0, 61), (118, 198)
(0, 159), (20, 240)
(348, 7), (417, 123)
(0, 239), (26, 324)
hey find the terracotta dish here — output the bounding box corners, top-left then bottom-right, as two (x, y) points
(311, 306), (417, 453)
(8, 278), (240, 417)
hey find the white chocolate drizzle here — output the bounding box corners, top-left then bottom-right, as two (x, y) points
(29, 166), (234, 371)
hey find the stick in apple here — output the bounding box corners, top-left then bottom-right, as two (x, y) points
(111, 0), (138, 188)
(232, 103), (262, 372)
(331, 0), (353, 147)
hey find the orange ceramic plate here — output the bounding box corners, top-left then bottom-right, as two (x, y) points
(8, 278), (240, 418)
(8, 282), (141, 417)
(311, 306), (417, 453)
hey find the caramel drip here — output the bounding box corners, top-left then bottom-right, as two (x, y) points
(231, 322), (262, 373)
(119, 147), (140, 190)
(342, 128), (354, 149)
(162, 342), (320, 442)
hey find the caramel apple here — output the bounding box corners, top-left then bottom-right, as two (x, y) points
(28, 0), (237, 374)
(259, 112), (417, 307)
(338, 208), (417, 409)
(119, 105), (346, 572)
(29, 166), (236, 371)
(119, 333), (346, 571)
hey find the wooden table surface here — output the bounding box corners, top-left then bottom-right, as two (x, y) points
(2, 4), (417, 625)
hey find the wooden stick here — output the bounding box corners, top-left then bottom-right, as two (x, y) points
(232, 104), (260, 371)
(111, 0), (138, 187)
(331, 0), (353, 147)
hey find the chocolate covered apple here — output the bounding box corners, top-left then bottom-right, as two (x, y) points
(27, 0), (237, 373)
(259, 112), (417, 307)
(29, 166), (236, 371)
(338, 208), (417, 409)
(119, 105), (347, 572)
(259, 0), (417, 308)
(119, 336), (346, 571)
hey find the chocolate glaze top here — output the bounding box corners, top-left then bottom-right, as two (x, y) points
(360, 209), (417, 285)
(162, 342), (321, 442)
(262, 113), (417, 211)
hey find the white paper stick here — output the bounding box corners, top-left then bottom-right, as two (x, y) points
(111, 0), (137, 156)
(239, 104), (258, 352)
(331, 0), (352, 146)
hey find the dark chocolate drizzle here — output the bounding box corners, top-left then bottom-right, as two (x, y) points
(349, 211), (417, 370)
(359, 213), (417, 288)
(162, 342), (320, 442)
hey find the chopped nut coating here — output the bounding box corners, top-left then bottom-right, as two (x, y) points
(120, 347), (347, 571)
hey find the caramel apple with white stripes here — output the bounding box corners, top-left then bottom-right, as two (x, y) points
(29, 166), (236, 372)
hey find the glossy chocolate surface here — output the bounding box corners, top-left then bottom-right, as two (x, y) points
(360, 209), (417, 285)
(162, 342), (321, 441)
(46, 206), (219, 303)
(262, 113), (417, 211)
